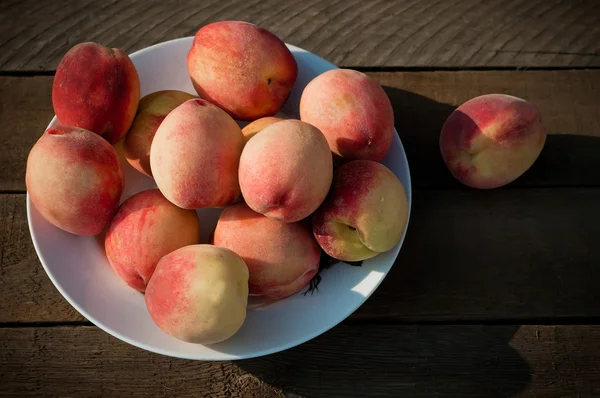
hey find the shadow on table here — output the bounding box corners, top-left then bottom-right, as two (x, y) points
(521, 133), (600, 186)
(237, 324), (531, 397)
(380, 86), (458, 188)
(378, 86), (600, 188)
(382, 85), (456, 136)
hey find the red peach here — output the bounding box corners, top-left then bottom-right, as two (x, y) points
(300, 69), (394, 162)
(52, 42), (140, 144)
(313, 160), (409, 262)
(187, 21), (298, 120)
(440, 94), (547, 189)
(104, 189), (200, 292)
(124, 90), (196, 177)
(213, 202), (320, 300)
(150, 98), (245, 209)
(238, 119), (333, 223)
(26, 125), (124, 236)
(145, 245), (249, 344)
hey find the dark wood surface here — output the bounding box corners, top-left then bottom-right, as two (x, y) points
(1, 0), (599, 71)
(3, 71), (600, 192)
(2, 1), (600, 397)
(3, 325), (600, 397)
(4, 188), (600, 324)
(0, 325), (600, 398)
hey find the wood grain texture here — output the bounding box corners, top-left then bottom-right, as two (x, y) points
(2, 325), (600, 397)
(0, 195), (85, 323)
(3, 187), (600, 323)
(2, 70), (600, 192)
(0, 77), (54, 192)
(0, 0), (599, 71)
(373, 69), (600, 188)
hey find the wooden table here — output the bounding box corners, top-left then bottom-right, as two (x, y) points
(2, 1), (600, 396)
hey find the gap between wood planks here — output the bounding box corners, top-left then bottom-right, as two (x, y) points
(3, 65), (600, 77)
(9, 316), (600, 329)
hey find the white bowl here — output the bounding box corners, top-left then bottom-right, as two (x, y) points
(27, 37), (412, 360)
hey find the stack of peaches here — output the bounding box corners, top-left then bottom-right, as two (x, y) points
(25, 21), (410, 345)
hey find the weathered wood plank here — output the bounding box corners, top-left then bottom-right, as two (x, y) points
(376, 69), (600, 188)
(3, 187), (600, 323)
(2, 70), (600, 192)
(1, 325), (600, 397)
(364, 187), (600, 321)
(0, 326), (282, 397)
(0, 0), (599, 71)
(0, 76), (54, 192)
(0, 195), (85, 323)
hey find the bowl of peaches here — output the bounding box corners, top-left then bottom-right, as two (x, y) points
(26, 21), (411, 360)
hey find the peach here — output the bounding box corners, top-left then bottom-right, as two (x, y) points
(239, 119), (333, 223)
(150, 98), (245, 209)
(104, 189), (200, 292)
(145, 245), (248, 344)
(52, 42), (140, 144)
(26, 125), (124, 236)
(187, 21), (298, 120)
(313, 160), (409, 262)
(439, 94), (546, 189)
(124, 90), (196, 177)
(213, 202), (320, 300)
(300, 69), (394, 162)
(241, 116), (282, 143)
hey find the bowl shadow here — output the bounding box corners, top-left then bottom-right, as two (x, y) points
(236, 324), (531, 397)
